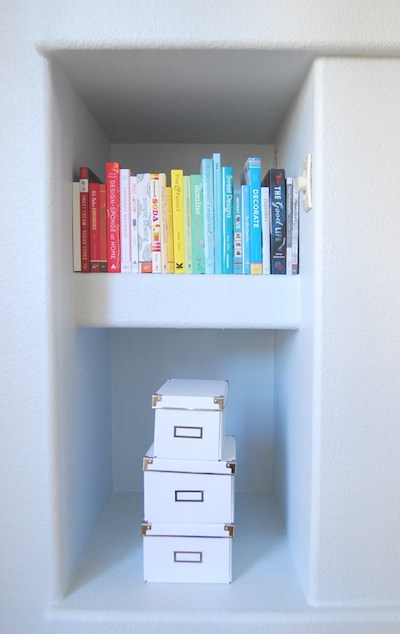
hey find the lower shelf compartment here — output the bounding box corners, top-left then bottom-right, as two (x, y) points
(46, 492), (400, 633)
(49, 492), (305, 612)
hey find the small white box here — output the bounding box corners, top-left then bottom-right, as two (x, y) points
(142, 522), (234, 583)
(143, 436), (236, 524)
(152, 379), (229, 460)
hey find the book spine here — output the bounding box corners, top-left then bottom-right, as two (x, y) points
(233, 185), (242, 274)
(120, 168), (132, 273)
(79, 167), (90, 272)
(265, 168), (286, 274)
(261, 186), (270, 274)
(213, 152), (222, 273)
(99, 184), (107, 272)
(201, 158), (214, 274)
(243, 157), (262, 274)
(89, 182), (101, 272)
(137, 173), (152, 273)
(291, 178), (299, 274)
(159, 173), (168, 273)
(106, 162), (121, 272)
(241, 184), (251, 275)
(150, 173), (162, 274)
(171, 169), (185, 273)
(190, 174), (205, 274)
(222, 166), (234, 274)
(72, 182), (81, 271)
(166, 186), (174, 273)
(184, 175), (192, 274)
(285, 177), (293, 276)
(130, 175), (139, 273)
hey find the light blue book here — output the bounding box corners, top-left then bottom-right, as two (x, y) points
(233, 185), (242, 274)
(201, 157), (214, 274)
(190, 174), (205, 274)
(213, 152), (222, 273)
(241, 157), (262, 274)
(222, 166), (234, 274)
(241, 184), (251, 275)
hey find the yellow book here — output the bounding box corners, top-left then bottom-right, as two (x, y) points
(166, 186), (174, 273)
(171, 169), (185, 273)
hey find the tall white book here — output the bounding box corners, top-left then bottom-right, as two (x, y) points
(130, 175), (139, 273)
(261, 185), (270, 274)
(159, 173), (168, 273)
(120, 168), (132, 273)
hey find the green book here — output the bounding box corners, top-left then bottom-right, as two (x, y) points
(190, 174), (205, 274)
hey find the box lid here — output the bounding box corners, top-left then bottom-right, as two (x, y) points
(141, 521), (235, 538)
(143, 435), (236, 475)
(152, 378), (229, 411)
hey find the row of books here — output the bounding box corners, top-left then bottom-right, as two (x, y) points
(73, 155), (299, 275)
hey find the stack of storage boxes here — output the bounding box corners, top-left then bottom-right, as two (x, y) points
(142, 378), (236, 583)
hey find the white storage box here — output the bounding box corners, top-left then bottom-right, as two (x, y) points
(143, 436), (236, 524)
(142, 522), (234, 583)
(152, 379), (229, 460)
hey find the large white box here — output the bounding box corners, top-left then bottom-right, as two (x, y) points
(152, 378), (229, 460)
(143, 436), (236, 524)
(142, 522), (234, 583)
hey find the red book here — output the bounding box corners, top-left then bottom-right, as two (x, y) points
(79, 167), (102, 272)
(99, 184), (107, 272)
(106, 162), (121, 272)
(89, 183), (101, 272)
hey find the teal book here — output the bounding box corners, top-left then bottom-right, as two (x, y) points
(201, 157), (214, 274)
(213, 152), (222, 273)
(190, 174), (205, 274)
(241, 184), (251, 274)
(233, 185), (242, 274)
(222, 166), (234, 274)
(241, 157), (262, 274)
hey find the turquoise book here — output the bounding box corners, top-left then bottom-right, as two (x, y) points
(201, 157), (214, 274)
(222, 166), (234, 274)
(241, 184), (251, 274)
(213, 152), (222, 273)
(241, 157), (262, 274)
(190, 174), (205, 274)
(233, 185), (242, 274)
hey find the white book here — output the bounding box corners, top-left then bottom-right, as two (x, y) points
(292, 178), (300, 275)
(150, 174), (162, 273)
(136, 173), (152, 273)
(72, 182), (81, 271)
(285, 177), (293, 275)
(130, 175), (139, 273)
(184, 175), (192, 273)
(159, 173), (168, 273)
(261, 186), (270, 274)
(120, 168), (131, 272)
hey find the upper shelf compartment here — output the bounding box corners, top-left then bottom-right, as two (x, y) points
(74, 274), (301, 329)
(50, 49), (314, 144)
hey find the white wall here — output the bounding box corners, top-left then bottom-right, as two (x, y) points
(311, 57), (400, 606)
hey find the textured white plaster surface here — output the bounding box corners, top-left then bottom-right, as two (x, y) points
(2, 1), (400, 632)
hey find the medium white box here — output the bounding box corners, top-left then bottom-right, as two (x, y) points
(142, 522), (234, 583)
(152, 378), (229, 460)
(143, 436), (236, 524)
